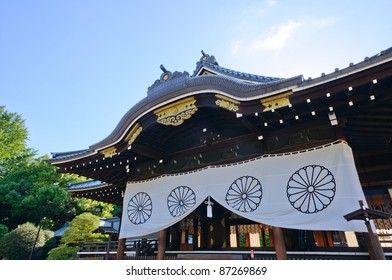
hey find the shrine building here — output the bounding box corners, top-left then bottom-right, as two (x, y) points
(50, 48), (392, 260)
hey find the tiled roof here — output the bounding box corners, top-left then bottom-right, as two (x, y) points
(51, 49), (392, 160)
(147, 51), (301, 97)
(195, 61), (284, 83)
(51, 149), (91, 161)
(93, 226), (118, 234)
(192, 51), (285, 83)
(68, 180), (109, 191)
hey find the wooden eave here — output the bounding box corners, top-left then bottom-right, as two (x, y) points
(51, 50), (392, 204)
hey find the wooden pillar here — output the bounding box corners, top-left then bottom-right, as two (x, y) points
(135, 240), (141, 256)
(105, 234), (113, 260)
(334, 126), (386, 259)
(363, 218), (385, 260)
(272, 226), (287, 260)
(116, 186), (126, 260)
(157, 229), (167, 260)
(193, 217), (202, 250)
(364, 233), (386, 260)
(116, 238), (126, 260)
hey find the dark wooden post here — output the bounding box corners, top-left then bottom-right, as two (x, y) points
(272, 226), (287, 260)
(105, 233), (113, 260)
(116, 238), (126, 260)
(344, 201), (388, 260)
(135, 240), (141, 256)
(362, 203), (385, 260)
(157, 229), (167, 260)
(335, 126), (386, 260)
(364, 232), (386, 260)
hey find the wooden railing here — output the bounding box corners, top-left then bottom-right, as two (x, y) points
(78, 241), (117, 253)
(78, 238), (159, 258)
(77, 234), (392, 259)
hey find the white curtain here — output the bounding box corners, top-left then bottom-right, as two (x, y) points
(120, 142), (370, 239)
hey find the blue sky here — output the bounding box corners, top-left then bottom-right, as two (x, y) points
(1, 1), (391, 156)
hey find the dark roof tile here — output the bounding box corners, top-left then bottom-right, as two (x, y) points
(68, 180), (109, 191)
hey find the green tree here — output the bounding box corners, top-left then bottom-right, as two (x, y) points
(60, 212), (107, 245)
(0, 157), (77, 229)
(0, 222), (53, 260)
(0, 106), (118, 259)
(0, 107), (35, 183)
(0, 107), (78, 230)
(0, 224), (8, 239)
(47, 244), (78, 260)
(74, 197), (115, 218)
(47, 212), (107, 260)
(0, 106), (29, 164)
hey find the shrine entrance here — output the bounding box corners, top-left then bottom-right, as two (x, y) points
(167, 198), (275, 251)
(166, 197), (355, 253)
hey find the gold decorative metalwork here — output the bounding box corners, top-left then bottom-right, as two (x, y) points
(201, 69), (214, 75)
(124, 123), (143, 145)
(154, 97), (198, 126)
(261, 91), (293, 112)
(215, 94), (240, 112)
(100, 146), (117, 158)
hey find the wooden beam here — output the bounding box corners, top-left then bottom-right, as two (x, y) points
(132, 143), (163, 159)
(170, 133), (256, 158)
(357, 164), (392, 173)
(241, 117), (262, 134)
(361, 180), (392, 187)
(345, 126), (392, 133)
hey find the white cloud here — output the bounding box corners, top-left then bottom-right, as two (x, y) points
(253, 20), (302, 50)
(229, 1), (278, 35)
(267, 0), (278, 6)
(224, 16), (340, 78)
(229, 16), (336, 54)
(315, 17), (337, 28)
(230, 40), (244, 55)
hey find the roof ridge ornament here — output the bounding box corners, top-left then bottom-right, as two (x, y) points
(200, 50), (218, 65)
(160, 64), (168, 73)
(159, 64), (171, 81)
(147, 65), (190, 95)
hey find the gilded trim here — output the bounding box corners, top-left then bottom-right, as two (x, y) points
(261, 91), (293, 112)
(215, 94), (240, 112)
(100, 146), (117, 158)
(154, 97), (198, 126)
(125, 123), (143, 145)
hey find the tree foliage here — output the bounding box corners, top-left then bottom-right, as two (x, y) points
(60, 212), (107, 245)
(0, 224), (8, 239)
(0, 222), (53, 260)
(0, 106), (119, 259)
(47, 212), (108, 260)
(0, 157), (77, 229)
(74, 197), (115, 218)
(0, 106), (29, 163)
(47, 244), (78, 260)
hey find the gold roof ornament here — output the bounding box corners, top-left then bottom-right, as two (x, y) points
(154, 97), (198, 126)
(100, 146), (117, 158)
(124, 123), (143, 146)
(261, 91), (293, 112)
(215, 94), (240, 112)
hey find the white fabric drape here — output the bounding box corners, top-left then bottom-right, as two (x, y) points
(120, 142), (370, 239)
